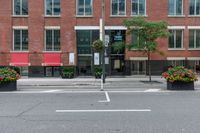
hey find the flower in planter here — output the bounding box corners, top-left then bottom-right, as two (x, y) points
(0, 68), (20, 83)
(92, 39), (104, 52)
(162, 66), (198, 82)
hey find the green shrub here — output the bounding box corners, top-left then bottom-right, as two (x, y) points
(112, 41), (125, 54)
(61, 66), (75, 79)
(94, 66), (102, 78)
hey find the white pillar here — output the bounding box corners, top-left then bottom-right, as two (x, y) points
(100, 18), (103, 41)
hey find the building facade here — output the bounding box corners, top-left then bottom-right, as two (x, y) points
(0, 0), (200, 77)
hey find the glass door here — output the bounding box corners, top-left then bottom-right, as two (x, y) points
(53, 67), (60, 77)
(131, 61), (146, 75)
(45, 67), (60, 77)
(78, 56), (92, 76)
(45, 67), (53, 77)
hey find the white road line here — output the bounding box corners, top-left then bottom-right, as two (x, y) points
(105, 91), (110, 102)
(56, 109), (151, 113)
(144, 89), (161, 92)
(42, 90), (61, 93)
(99, 91), (110, 102)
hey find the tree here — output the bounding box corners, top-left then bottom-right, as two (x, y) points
(123, 17), (170, 82)
(112, 41), (125, 54)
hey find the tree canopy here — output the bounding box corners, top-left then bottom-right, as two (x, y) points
(123, 16), (169, 55)
(123, 16), (170, 82)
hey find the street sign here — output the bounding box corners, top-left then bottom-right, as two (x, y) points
(105, 35), (109, 47)
(94, 53), (100, 65)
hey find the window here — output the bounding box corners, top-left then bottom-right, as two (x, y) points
(45, 0), (60, 16)
(188, 60), (200, 72)
(131, 0), (146, 15)
(111, 0), (126, 16)
(13, 0), (28, 15)
(168, 30), (183, 48)
(168, 0), (183, 16)
(131, 30), (140, 47)
(45, 29), (60, 51)
(76, 0), (93, 16)
(189, 29), (200, 48)
(189, 0), (200, 15)
(13, 29), (28, 51)
(168, 60), (185, 66)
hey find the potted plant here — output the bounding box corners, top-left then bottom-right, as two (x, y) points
(0, 68), (20, 91)
(162, 66), (198, 90)
(10, 66), (20, 75)
(94, 66), (102, 79)
(61, 66), (75, 79)
(92, 39), (104, 52)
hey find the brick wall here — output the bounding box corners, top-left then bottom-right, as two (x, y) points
(0, 0), (200, 66)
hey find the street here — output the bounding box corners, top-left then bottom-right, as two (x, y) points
(0, 90), (200, 133)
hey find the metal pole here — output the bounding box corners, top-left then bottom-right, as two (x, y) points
(101, 0), (106, 83)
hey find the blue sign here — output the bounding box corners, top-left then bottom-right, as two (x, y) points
(114, 35), (122, 41)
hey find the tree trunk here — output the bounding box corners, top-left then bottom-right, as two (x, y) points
(147, 51), (151, 82)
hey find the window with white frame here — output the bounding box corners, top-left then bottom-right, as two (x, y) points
(13, 0), (28, 15)
(13, 29), (28, 51)
(131, 0), (146, 15)
(45, 0), (60, 16)
(111, 0), (126, 16)
(45, 29), (60, 51)
(168, 60), (185, 66)
(189, 0), (200, 15)
(188, 60), (200, 72)
(168, 0), (183, 16)
(76, 0), (93, 16)
(168, 30), (183, 48)
(189, 29), (200, 48)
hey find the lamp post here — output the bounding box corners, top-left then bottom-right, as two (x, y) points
(100, 0), (106, 83)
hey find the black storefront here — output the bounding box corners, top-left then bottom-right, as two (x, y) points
(76, 29), (127, 76)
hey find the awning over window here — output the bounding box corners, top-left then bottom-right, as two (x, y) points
(43, 53), (62, 66)
(10, 53), (30, 66)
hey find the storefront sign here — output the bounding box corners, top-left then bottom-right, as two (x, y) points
(114, 35), (122, 41)
(105, 35), (110, 47)
(94, 53), (100, 65)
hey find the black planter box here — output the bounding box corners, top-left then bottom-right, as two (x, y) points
(95, 75), (101, 79)
(0, 81), (17, 91)
(167, 81), (194, 90)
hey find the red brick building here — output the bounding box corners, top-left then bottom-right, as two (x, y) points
(0, 0), (200, 77)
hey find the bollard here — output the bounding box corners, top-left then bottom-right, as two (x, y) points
(101, 74), (104, 91)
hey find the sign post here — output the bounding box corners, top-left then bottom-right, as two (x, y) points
(100, 0), (106, 86)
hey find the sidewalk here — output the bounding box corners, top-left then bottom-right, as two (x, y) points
(18, 76), (166, 86)
(17, 76), (200, 91)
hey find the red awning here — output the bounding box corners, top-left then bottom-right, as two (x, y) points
(43, 53), (62, 66)
(10, 53), (29, 66)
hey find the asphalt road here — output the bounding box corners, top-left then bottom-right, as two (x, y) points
(0, 91), (200, 133)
